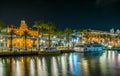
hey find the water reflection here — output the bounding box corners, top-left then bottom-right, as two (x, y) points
(29, 58), (36, 76)
(36, 57), (48, 76)
(69, 53), (81, 76)
(61, 54), (67, 76)
(0, 51), (120, 76)
(51, 57), (59, 76)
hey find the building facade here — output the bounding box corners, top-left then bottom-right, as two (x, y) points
(7, 20), (38, 49)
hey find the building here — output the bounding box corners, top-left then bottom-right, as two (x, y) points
(7, 20), (38, 49)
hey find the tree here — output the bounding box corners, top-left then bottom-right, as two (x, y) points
(8, 27), (15, 51)
(0, 20), (6, 33)
(71, 30), (77, 49)
(23, 30), (29, 51)
(33, 20), (45, 50)
(56, 30), (63, 38)
(46, 21), (55, 48)
(64, 28), (72, 50)
(56, 30), (63, 46)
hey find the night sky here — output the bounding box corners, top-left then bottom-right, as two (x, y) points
(0, 0), (120, 31)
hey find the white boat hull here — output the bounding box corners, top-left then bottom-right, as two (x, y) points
(74, 47), (84, 52)
(74, 42), (103, 53)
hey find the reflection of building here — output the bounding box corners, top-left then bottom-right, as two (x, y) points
(7, 20), (38, 48)
(0, 36), (7, 49)
(0, 28), (7, 50)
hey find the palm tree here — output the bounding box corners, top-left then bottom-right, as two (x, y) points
(0, 20), (6, 33)
(56, 30), (63, 46)
(82, 29), (92, 42)
(46, 21), (55, 48)
(8, 28), (15, 51)
(72, 30), (77, 49)
(0, 20), (6, 51)
(64, 28), (72, 50)
(77, 29), (84, 43)
(56, 30), (63, 38)
(33, 20), (45, 50)
(23, 30), (29, 51)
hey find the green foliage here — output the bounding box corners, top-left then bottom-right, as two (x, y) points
(33, 20), (46, 34)
(46, 21), (55, 31)
(57, 30), (63, 38)
(0, 20), (6, 29)
(33, 20), (44, 28)
(64, 28), (72, 35)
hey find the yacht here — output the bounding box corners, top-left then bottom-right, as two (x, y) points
(84, 42), (103, 52)
(74, 42), (103, 53)
(112, 44), (120, 50)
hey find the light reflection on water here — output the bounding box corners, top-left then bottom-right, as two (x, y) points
(0, 51), (120, 76)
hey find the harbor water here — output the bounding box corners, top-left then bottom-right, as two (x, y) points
(0, 51), (120, 76)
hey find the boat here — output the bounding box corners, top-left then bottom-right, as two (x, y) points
(112, 44), (120, 50)
(84, 42), (103, 53)
(74, 42), (103, 53)
(38, 47), (61, 55)
(74, 44), (84, 52)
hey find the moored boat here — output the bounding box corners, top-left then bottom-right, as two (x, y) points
(84, 42), (103, 53)
(74, 42), (104, 53)
(38, 47), (61, 55)
(112, 44), (120, 50)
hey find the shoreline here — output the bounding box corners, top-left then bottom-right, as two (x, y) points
(0, 50), (75, 57)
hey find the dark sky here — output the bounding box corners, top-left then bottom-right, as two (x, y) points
(0, 0), (120, 31)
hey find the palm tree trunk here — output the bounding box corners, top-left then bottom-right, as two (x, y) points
(67, 34), (70, 50)
(41, 33), (43, 46)
(10, 33), (13, 51)
(25, 36), (27, 50)
(38, 29), (40, 50)
(73, 39), (75, 49)
(0, 29), (1, 34)
(32, 38), (35, 49)
(48, 31), (51, 48)
(72, 35), (75, 49)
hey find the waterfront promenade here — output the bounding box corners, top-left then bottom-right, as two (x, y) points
(0, 48), (75, 56)
(1, 46), (120, 56)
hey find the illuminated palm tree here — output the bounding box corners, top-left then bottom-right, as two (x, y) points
(0, 20), (6, 33)
(23, 30), (29, 51)
(64, 28), (72, 50)
(56, 30), (63, 38)
(83, 29), (91, 42)
(33, 20), (45, 50)
(0, 20), (6, 51)
(8, 26), (15, 51)
(56, 30), (63, 46)
(46, 21), (55, 48)
(71, 30), (77, 49)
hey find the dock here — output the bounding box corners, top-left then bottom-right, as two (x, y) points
(0, 51), (38, 57)
(0, 49), (76, 57)
(103, 48), (120, 50)
(60, 50), (75, 53)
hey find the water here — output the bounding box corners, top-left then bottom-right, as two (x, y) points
(0, 51), (120, 76)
